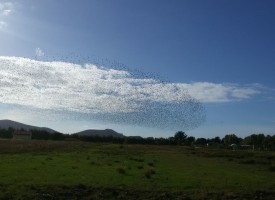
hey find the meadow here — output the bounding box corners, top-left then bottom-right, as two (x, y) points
(0, 140), (275, 199)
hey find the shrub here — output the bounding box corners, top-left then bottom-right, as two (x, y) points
(130, 157), (144, 162)
(145, 170), (152, 179)
(117, 167), (126, 174)
(150, 169), (156, 174)
(90, 161), (96, 165)
(270, 166), (275, 172)
(45, 156), (53, 161)
(145, 169), (156, 179)
(239, 159), (255, 164)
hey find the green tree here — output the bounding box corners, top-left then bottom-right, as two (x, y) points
(195, 138), (207, 146)
(184, 136), (195, 146)
(223, 134), (242, 145)
(245, 134), (266, 150)
(174, 131), (187, 146)
(213, 136), (221, 144)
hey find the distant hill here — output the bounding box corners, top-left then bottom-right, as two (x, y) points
(75, 129), (124, 138)
(0, 119), (124, 137)
(0, 119), (57, 133)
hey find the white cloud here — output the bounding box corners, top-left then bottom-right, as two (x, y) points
(2, 9), (11, 16)
(0, 2), (14, 29)
(0, 56), (263, 130)
(0, 21), (7, 29)
(179, 82), (260, 103)
(35, 48), (45, 57)
(0, 2), (14, 16)
(0, 56), (260, 115)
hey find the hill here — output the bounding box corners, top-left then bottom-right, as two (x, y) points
(0, 119), (124, 138)
(75, 129), (124, 138)
(0, 119), (57, 133)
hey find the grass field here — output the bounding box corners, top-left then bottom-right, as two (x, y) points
(0, 140), (275, 199)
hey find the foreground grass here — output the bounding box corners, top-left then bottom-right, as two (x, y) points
(0, 140), (275, 199)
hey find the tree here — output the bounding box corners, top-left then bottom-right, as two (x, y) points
(213, 136), (221, 144)
(244, 134), (266, 150)
(195, 138), (207, 146)
(185, 136), (195, 146)
(168, 137), (176, 145)
(223, 134), (242, 145)
(0, 128), (13, 139)
(174, 131), (187, 145)
(50, 132), (65, 140)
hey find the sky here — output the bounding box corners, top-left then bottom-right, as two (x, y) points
(0, 0), (275, 138)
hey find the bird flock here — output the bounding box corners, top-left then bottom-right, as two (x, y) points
(0, 55), (206, 131)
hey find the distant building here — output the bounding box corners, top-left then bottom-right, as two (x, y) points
(230, 143), (237, 151)
(13, 130), (32, 140)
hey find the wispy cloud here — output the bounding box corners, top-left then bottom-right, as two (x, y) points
(0, 56), (261, 130)
(180, 82), (260, 103)
(0, 21), (7, 29)
(35, 48), (45, 57)
(0, 2), (14, 16)
(0, 2), (14, 29)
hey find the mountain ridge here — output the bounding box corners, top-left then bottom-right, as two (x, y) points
(0, 119), (124, 137)
(75, 129), (124, 138)
(0, 119), (57, 133)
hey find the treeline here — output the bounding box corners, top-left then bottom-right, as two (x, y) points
(0, 128), (65, 140)
(31, 130), (65, 140)
(0, 127), (14, 138)
(69, 131), (275, 151)
(1, 128), (275, 151)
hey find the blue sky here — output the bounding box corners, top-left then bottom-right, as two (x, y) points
(0, 0), (275, 138)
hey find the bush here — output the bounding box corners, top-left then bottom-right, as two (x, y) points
(45, 156), (53, 161)
(117, 167), (126, 174)
(144, 169), (156, 179)
(239, 159), (255, 164)
(270, 166), (275, 172)
(145, 171), (152, 179)
(130, 157), (144, 162)
(90, 161), (96, 165)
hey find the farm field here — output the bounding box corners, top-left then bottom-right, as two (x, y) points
(0, 140), (275, 199)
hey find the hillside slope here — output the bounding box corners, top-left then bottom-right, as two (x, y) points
(0, 119), (57, 133)
(76, 129), (124, 138)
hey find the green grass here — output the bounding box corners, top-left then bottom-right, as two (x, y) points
(0, 140), (275, 199)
